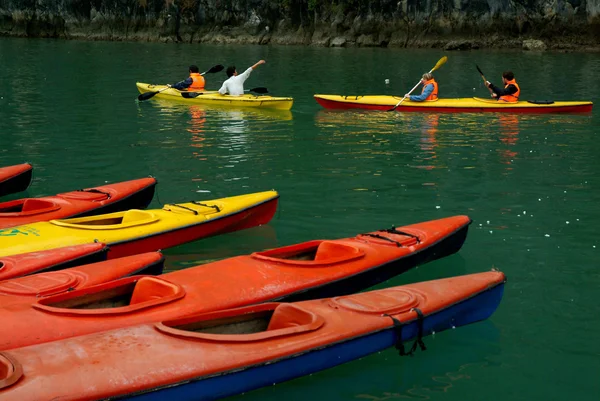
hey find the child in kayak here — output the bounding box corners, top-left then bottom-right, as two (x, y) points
(167, 65), (205, 91)
(405, 73), (439, 102)
(486, 71), (520, 102)
(218, 60), (266, 96)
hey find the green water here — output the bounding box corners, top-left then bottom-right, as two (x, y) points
(1, 38), (600, 399)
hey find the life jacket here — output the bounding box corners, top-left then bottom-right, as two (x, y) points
(499, 79), (520, 103)
(189, 73), (205, 90)
(423, 79), (438, 101)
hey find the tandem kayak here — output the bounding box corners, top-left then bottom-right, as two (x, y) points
(0, 270), (505, 400)
(0, 163), (33, 197)
(314, 94), (593, 114)
(0, 177), (157, 229)
(136, 83), (294, 110)
(0, 243), (109, 281)
(0, 191), (279, 259)
(0, 215), (471, 350)
(0, 252), (164, 306)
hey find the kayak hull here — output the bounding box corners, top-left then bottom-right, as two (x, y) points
(0, 215), (471, 350)
(0, 163), (33, 197)
(0, 243), (109, 281)
(0, 191), (280, 259)
(314, 95), (594, 114)
(0, 177), (157, 229)
(0, 252), (164, 305)
(0, 271), (505, 400)
(137, 83), (294, 110)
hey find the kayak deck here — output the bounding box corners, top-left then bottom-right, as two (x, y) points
(314, 94), (593, 114)
(137, 82), (294, 110)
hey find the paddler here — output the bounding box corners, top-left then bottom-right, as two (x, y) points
(405, 73), (438, 102)
(486, 71), (520, 102)
(167, 65), (205, 91)
(218, 60), (266, 96)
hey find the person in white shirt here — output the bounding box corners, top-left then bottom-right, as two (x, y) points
(218, 60), (266, 96)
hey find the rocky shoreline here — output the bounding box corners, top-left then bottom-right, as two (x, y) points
(1, 0), (600, 51)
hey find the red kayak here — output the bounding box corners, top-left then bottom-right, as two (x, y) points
(0, 177), (157, 228)
(0, 215), (471, 350)
(0, 163), (33, 197)
(0, 252), (164, 306)
(0, 243), (109, 281)
(0, 271), (506, 401)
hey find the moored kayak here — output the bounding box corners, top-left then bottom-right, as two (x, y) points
(0, 215), (471, 350)
(0, 252), (164, 306)
(136, 83), (294, 110)
(0, 191), (279, 259)
(0, 177), (157, 229)
(0, 243), (109, 281)
(0, 163), (33, 197)
(0, 270), (505, 400)
(314, 94), (593, 114)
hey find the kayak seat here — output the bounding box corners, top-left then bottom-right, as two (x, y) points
(251, 240), (365, 266)
(51, 210), (158, 229)
(130, 277), (181, 305)
(314, 241), (356, 261)
(121, 210), (153, 225)
(0, 199), (60, 216)
(266, 304), (318, 331)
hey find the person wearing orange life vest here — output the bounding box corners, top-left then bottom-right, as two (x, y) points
(486, 71), (520, 102)
(406, 73), (438, 102)
(167, 65), (206, 91)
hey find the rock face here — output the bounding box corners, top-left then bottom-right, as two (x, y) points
(0, 0), (599, 48)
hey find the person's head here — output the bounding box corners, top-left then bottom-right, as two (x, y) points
(422, 73), (433, 82)
(226, 66), (237, 78)
(189, 65), (199, 74)
(502, 71), (515, 83)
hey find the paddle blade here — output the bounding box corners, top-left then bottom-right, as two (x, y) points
(204, 64), (224, 75)
(181, 92), (203, 99)
(248, 87), (268, 94)
(137, 91), (159, 101)
(431, 56), (448, 72)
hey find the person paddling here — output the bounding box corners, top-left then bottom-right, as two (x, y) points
(168, 65), (206, 91)
(405, 73), (439, 102)
(486, 71), (520, 102)
(218, 60), (266, 96)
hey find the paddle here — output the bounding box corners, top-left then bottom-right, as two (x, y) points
(476, 64), (494, 96)
(387, 56), (448, 112)
(180, 87), (269, 99)
(137, 64), (225, 101)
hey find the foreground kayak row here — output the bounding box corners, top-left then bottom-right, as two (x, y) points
(136, 83), (294, 110)
(0, 215), (472, 350)
(0, 270), (505, 401)
(314, 95), (593, 113)
(0, 163), (32, 197)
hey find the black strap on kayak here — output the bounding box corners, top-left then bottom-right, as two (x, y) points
(359, 233), (402, 247)
(165, 203), (198, 215)
(527, 100), (555, 105)
(76, 188), (112, 198)
(380, 226), (421, 244)
(192, 201), (221, 213)
(385, 308), (427, 357)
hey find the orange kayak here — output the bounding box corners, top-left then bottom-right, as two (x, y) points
(0, 243), (109, 281)
(0, 177), (157, 228)
(0, 163), (32, 197)
(0, 270), (506, 401)
(0, 215), (471, 350)
(0, 252), (164, 306)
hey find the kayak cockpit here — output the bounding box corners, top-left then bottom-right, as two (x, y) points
(251, 240), (365, 266)
(33, 276), (184, 314)
(0, 199), (61, 217)
(50, 210), (158, 230)
(156, 303), (324, 342)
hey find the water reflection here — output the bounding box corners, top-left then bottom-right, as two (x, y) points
(498, 115), (519, 169)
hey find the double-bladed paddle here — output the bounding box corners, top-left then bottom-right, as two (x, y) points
(137, 64), (225, 101)
(387, 56), (448, 112)
(180, 87), (269, 99)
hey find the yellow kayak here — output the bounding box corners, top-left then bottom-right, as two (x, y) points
(0, 191), (279, 259)
(314, 95), (593, 114)
(137, 83), (294, 110)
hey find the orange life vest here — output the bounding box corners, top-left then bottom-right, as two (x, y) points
(499, 79), (520, 103)
(423, 79), (438, 101)
(189, 73), (205, 90)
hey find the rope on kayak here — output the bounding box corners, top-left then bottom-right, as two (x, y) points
(385, 308), (427, 357)
(381, 226), (421, 244)
(164, 203), (198, 215)
(191, 201), (220, 213)
(359, 233), (402, 247)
